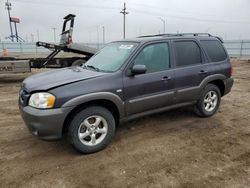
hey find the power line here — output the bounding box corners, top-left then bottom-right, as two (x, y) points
(12, 0), (120, 11)
(11, 0), (215, 18)
(130, 8), (250, 24)
(120, 2), (129, 39)
(11, 0), (250, 25)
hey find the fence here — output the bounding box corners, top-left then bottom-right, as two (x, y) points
(223, 40), (250, 58)
(0, 40), (250, 58)
(0, 42), (104, 54)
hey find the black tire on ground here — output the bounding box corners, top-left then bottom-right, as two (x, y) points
(194, 84), (221, 117)
(68, 106), (116, 154)
(71, 59), (86, 66)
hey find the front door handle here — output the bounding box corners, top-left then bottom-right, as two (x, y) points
(199, 70), (208, 75)
(161, 76), (172, 81)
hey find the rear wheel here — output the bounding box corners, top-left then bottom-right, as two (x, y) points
(195, 84), (221, 117)
(68, 106), (116, 154)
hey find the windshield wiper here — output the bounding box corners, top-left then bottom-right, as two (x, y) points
(83, 65), (100, 72)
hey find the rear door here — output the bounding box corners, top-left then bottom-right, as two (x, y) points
(123, 42), (175, 115)
(172, 39), (212, 103)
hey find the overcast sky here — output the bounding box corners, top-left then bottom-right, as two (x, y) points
(1, 0), (250, 43)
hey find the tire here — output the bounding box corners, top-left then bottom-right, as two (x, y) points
(194, 84), (221, 117)
(68, 106), (116, 154)
(71, 59), (86, 66)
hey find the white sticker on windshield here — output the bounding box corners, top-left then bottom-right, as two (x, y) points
(119, 45), (134, 50)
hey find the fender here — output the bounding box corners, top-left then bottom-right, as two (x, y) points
(61, 92), (125, 118)
(199, 74), (226, 89)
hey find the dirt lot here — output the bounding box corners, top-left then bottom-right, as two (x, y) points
(0, 60), (249, 188)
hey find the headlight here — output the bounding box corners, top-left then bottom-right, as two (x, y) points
(29, 92), (56, 109)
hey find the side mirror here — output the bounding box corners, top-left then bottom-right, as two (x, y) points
(131, 65), (147, 75)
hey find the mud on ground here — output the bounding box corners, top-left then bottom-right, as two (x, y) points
(0, 60), (249, 188)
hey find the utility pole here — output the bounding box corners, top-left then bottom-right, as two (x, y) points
(158, 17), (166, 34)
(120, 2), (129, 39)
(97, 26), (100, 49)
(139, 27), (142, 36)
(51, 27), (57, 43)
(89, 31), (92, 43)
(102, 26), (105, 44)
(25, 34), (28, 42)
(30, 33), (34, 43)
(205, 27), (211, 33)
(5, 0), (14, 42)
(37, 29), (40, 41)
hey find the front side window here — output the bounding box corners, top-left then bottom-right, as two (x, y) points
(85, 42), (138, 72)
(133, 43), (170, 73)
(174, 41), (202, 67)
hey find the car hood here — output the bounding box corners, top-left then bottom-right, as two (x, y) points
(22, 66), (107, 92)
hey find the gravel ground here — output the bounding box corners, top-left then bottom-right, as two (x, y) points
(0, 60), (249, 188)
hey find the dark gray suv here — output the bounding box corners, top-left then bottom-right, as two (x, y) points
(19, 33), (234, 154)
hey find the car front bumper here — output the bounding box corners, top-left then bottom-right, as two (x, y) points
(19, 103), (74, 140)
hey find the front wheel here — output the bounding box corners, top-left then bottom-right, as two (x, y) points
(68, 106), (116, 154)
(194, 84), (221, 117)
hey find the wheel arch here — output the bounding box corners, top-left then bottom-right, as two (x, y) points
(62, 93), (124, 134)
(200, 74), (226, 96)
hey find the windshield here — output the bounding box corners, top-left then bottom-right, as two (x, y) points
(84, 42), (138, 72)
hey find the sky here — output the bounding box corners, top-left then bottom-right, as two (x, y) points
(0, 0), (250, 43)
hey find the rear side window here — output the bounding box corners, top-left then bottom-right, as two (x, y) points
(201, 40), (227, 62)
(174, 41), (202, 67)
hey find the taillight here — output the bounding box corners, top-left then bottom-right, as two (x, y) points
(229, 60), (233, 77)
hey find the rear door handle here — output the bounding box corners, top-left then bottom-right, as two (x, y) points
(199, 70), (208, 75)
(161, 76), (172, 81)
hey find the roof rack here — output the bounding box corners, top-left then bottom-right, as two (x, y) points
(137, 33), (224, 43)
(137, 33), (212, 38)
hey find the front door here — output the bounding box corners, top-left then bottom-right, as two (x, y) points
(123, 42), (175, 115)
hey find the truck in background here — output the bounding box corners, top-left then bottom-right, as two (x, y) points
(0, 14), (97, 74)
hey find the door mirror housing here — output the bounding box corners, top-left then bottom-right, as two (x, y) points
(131, 65), (147, 75)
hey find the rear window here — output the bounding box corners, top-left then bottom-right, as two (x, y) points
(174, 41), (202, 67)
(201, 40), (227, 62)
